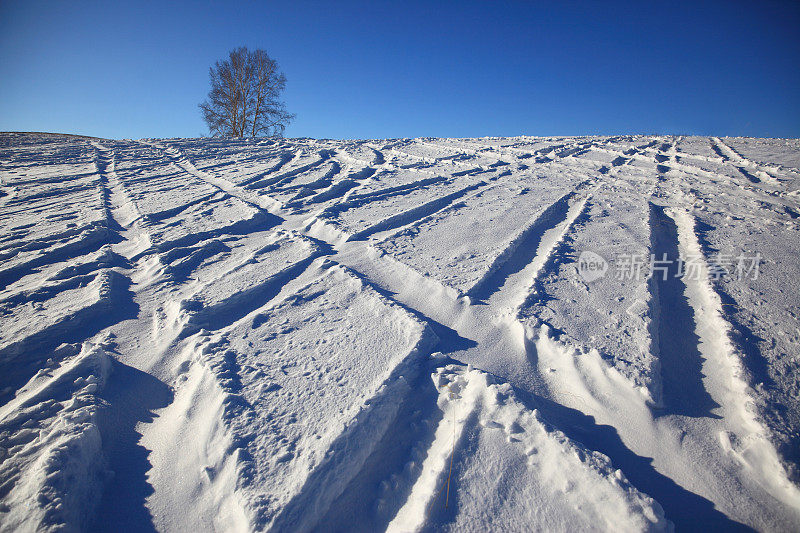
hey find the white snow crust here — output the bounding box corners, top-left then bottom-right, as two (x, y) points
(1, 132), (799, 531)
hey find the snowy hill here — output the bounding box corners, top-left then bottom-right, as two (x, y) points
(1, 132), (799, 531)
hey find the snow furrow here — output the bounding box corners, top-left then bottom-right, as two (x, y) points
(712, 137), (781, 184)
(283, 161), (342, 200)
(237, 151), (296, 186)
(646, 203), (719, 416)
(347, 180), (489, 241)
(670, 207), (800, 508)
(511, 193), (593, 314)
(187, 253), (324, 334)
(468, 189), (584, 301)
(0, 222), (112, 290)
(389, 362), (671, 532)
(0, 342), (112, 532)
(245, 150), (333, 190)
(269, 323), (437, 531)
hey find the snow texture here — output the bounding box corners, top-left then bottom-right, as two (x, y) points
(1, 132), (800, 531)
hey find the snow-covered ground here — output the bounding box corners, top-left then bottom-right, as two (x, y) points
(1, 131), (799, 531)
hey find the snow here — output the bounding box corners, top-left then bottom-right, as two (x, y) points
(1, 131), (800, 531)
(0, 341), (112, 531)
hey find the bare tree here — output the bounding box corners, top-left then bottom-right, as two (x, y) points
(199, 47), (294, 138)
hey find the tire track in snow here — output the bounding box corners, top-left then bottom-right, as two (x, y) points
(267, 306), (438, 531)
(383, 139), (515, 176)
(91, 143), (157, 263)
(315, 175), (448, 216)
(139, 141), (284, 213)
(519, 321), (761, 530)
(647, 203), (721, 417)
(0, 269), (134, 405)
(482, 153), (749, 527)
(511, 175), (800, 529)
(317, 164), (670, 528)
(152, 229), (328, 340)
(347, 180), (490, 241)
(468, 187), (592, 302)
(0, 222), (112, 290)
(302, 165), (377, 206)
(282, 161), (343, 201)
(0, 144), (144, 404)
(156, 261), (439, 531)
(15, 142), (178, 532)
(142, 190), (228, 223)
(93, 141), (347, 530)
(186, 252), (327, 335)
(0, 145), (115, 289)
(367, 144), (386, 165)
(244, 149), (333, 190)
(436, 137), (614, 174)
(0, 342), (115, 532)
(386, 363), (671, 532)
(94, 143), (311, 522)
(711, 137), (784, 185)
(237, 150), (295, 186)
(669, 205), (800, 509)
(306, 183), (634, 529)
(85, 145), (333, 532)
(589, 139), (750, 190)
(710, 140), (762, 184)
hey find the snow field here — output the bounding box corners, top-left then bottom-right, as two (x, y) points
(0, 341), (112, 531)
(1, 132), (799, 531)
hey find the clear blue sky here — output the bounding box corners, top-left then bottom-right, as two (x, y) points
(1, 1), (798, 140)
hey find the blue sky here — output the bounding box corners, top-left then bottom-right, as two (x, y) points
(1, 1), (798, 139)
